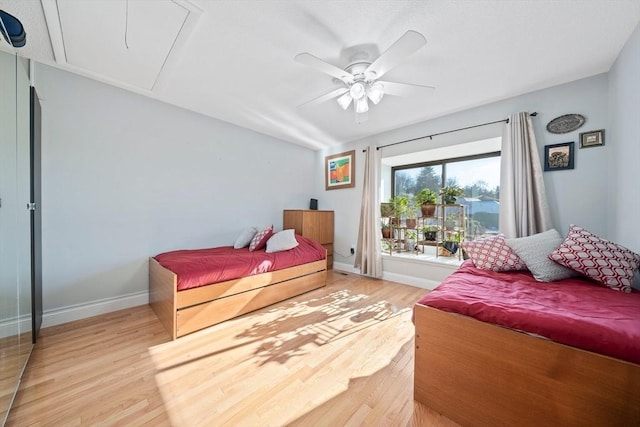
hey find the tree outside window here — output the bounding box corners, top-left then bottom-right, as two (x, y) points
(392, 153), (500, 240)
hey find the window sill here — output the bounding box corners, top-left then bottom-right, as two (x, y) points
(381, 246), (463, 267)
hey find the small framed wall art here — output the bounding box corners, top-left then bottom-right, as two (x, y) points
(544, 142), (575, 171)
(579, 129), (605, 148)
(325, 150), (355, 190)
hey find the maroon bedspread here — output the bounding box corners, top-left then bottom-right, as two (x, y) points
(154, 235), (326, 291)
(417, 260), (640, 364)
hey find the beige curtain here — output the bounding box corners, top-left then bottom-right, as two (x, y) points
(499, 112), (553, 238)
(354, 145), (382, 277)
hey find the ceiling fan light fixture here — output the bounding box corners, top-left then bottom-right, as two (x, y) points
(367, 82), (384, 105)
(355, 96), (369, 114)
(337, 92), (353, 110)
(295, 30), (430, 124)
(349, 82), (366, 100)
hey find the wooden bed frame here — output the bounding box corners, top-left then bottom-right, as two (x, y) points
(414, 304), (640, 426)
(149, 257), (327, 340)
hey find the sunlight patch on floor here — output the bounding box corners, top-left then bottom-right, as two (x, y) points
(147, 287), (417, 425)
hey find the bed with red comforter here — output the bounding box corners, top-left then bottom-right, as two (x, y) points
(414, 260), (640, 426)
(150, 235), (327, 339)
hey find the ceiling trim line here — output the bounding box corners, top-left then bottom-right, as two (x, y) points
(41, 0), (66, 63)
(151, 0), (202, 93)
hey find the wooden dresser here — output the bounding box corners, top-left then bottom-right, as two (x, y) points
(283, 210), (334, 269)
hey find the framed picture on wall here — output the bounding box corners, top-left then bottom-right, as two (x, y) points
(579, 129), (605, 148)
(325, 150), (356, 190)
(544, 142), (575, 171)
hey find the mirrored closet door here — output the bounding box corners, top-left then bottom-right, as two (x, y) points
(0, 48), (41, 425)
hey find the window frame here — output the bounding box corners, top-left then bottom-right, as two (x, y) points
(390, 150), (501, 197)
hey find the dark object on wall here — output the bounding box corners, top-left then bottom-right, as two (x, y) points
(546, 114), (585, 134)
(0, 10), (27, 47)
(579, 129), (605, 148)
(309, 199), (318, 210)
(544, 142), (575, 171)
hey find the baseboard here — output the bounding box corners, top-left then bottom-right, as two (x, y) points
(42, 290), (149, 328)
(333, 261), (360, 275)
(39, 259), (444, 329)
(333, 261), (440, 290)
(0, 314), (32, 339)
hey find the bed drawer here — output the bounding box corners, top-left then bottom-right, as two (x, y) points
(176, 270), (326, 337)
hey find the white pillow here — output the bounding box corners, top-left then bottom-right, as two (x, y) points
(234, 226), (257, 249)
(266, 229), (299, 253)
(505, 229), (575, 282)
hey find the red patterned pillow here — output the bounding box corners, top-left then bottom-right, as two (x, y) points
(462, 234), (527, 272)
(549, 225), (640, 293)
(249, 225), (274, 252)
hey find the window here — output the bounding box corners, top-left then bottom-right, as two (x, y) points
(393, 164), (442, 198)
(391, 151), (501, 240)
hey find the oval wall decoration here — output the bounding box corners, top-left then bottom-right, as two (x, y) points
(546, 114), (585, 134)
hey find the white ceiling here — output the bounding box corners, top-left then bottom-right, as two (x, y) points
(1, 0), (638, 150)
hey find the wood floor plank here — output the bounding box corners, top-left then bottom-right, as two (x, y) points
(7, 271), (459, 426)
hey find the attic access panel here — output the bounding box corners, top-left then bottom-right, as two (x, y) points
(56, 0), (189, 91)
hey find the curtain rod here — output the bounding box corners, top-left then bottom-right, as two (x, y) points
(363, 112), (538, 152)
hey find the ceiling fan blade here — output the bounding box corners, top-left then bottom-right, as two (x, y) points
(299, 87), (349, 107)
(366, 30), (427, 79)
(378, 81), (435, 97)
(295, 53), (355, 84)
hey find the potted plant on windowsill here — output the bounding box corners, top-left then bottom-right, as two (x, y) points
(405, 198), (418, 229)
(381, 220), (392, 239)
(414, 188), (438, 217)
(444, 212), (460, 228)
(441, 231), (461, 256)
(440, 185), (464, 204)
(406, 230), (417, 252)
(389, 195), (408, 226)
(421, 225), (438, 241)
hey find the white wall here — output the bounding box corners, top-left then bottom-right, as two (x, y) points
(36, 64), (317, 322)
(319, 73), (611, 273)
(608, 23), (639, 253)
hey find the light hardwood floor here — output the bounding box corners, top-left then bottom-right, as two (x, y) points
(7, 271), (459, 426)
(1, 333), (31, 424)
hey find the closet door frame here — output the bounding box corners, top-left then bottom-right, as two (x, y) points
(30, 86), (42, 343)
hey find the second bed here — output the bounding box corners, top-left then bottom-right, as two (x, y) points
(149, 235), (327, 339)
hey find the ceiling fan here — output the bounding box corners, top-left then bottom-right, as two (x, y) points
(295, 30), (434, 123)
